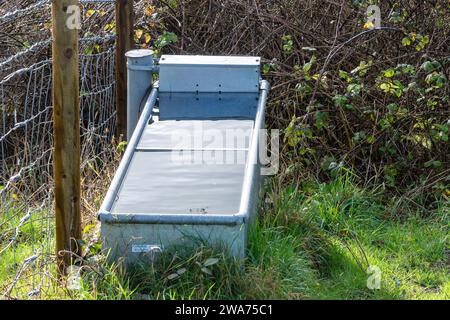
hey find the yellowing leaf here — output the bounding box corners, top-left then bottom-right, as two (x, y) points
(85, 9), (95, 18)
(104, 23), (115, 32)
(135, 29), (143, 39)
(144, 33), (151, 44)
(363, 21), (374, 29)
(145, 5), (155, 17)
(379, 83), (391, 92)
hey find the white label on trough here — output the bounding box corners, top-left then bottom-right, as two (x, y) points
(131, 244), (162, 253)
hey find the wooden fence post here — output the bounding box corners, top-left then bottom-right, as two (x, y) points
(115, 0), (134, 140)
(51, 0), (81, 276)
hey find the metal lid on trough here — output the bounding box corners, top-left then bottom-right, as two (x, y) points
(159, 55), (261, 66)
(159, 55), (261, 93)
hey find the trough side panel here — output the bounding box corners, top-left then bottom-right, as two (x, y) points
(101, 223), (247, 264)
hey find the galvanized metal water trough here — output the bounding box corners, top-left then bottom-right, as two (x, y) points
(98, 50), (270, 264)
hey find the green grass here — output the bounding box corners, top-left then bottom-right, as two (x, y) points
(1, 175), (449, 299)
(0, 202), (60, 299)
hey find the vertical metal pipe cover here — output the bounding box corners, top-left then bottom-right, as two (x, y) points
(126, 49), (154, 139)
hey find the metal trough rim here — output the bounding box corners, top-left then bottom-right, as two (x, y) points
(98, 80), (270, 226)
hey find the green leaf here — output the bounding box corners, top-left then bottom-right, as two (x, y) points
(379, 119), (391, 130)
(314, 111), (328, 130)
(424, 160), (442, 168)
(117, 141), (127, 153)
(351, 60), (373, 76)
(282, 35), (293, 54)
(421, 61), (441, 73)
(83, 224), (96, 234)
(155, 31), (178, 49)
(344, 104), (354, 110)
(339, 70), (350, 81)
(333, 95), (347, 107)
(402, 37), (411, 46)
(367, 135), (376, 144)
(387, 103), (398, 113)
(347, 83), (362, 95)
(384, 69), (395, 78)
(397, 64), (416, 75)
(303, 62), (312, 73)
(353, 131), (366, 142)
(390, 11), (401, 23)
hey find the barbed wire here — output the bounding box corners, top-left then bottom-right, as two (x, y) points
(0, 35), (116, 71)
(0, 0), (116, 24)
(0, 40), (51, 70)
(0, 0), (50, 24)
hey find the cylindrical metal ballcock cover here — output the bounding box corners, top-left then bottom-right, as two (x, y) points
(125, 49), (155, 140)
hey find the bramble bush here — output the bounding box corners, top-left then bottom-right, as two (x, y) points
(141, 0), (449, 202)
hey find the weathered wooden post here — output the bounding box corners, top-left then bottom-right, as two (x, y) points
(51, 0), (81, 275)
(115, 0), (134, 139)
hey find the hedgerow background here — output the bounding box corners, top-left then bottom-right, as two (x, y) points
(143, 0), (449, 199)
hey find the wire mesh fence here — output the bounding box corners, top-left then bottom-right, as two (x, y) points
(0, 0), (122, 299)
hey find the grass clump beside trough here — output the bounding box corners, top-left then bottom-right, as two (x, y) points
(3, 174), (447, 300)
